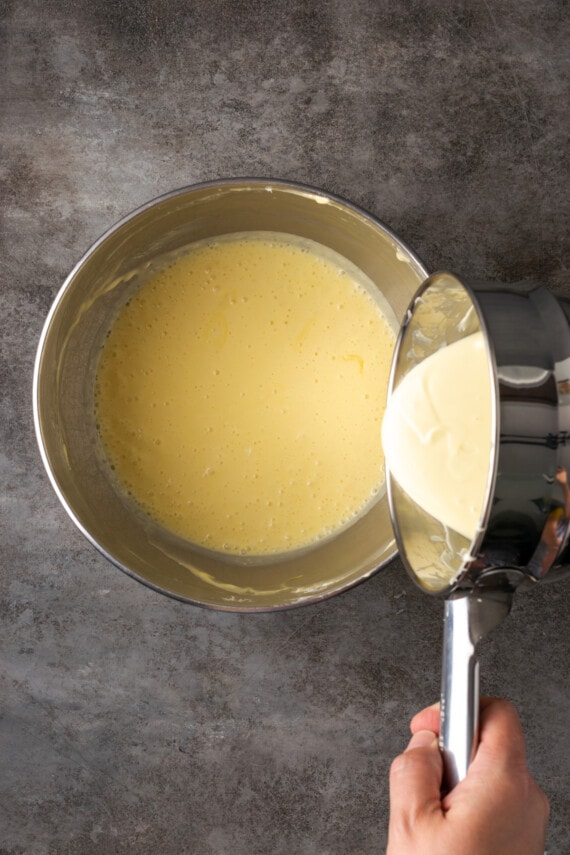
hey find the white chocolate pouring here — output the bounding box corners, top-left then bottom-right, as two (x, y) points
(382, 331), (493, 541)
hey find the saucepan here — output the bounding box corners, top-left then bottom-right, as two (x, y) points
(33, 178), (427, 611)
(385, 272), (570, 787)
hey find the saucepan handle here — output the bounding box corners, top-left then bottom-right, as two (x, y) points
(439, 587), (514, 790)
(439, 594), (480, 791)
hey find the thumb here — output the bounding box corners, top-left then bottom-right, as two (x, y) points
(389, 730), (443, 826)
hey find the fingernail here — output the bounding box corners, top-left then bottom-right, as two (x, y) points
(405, 729), (438, 752)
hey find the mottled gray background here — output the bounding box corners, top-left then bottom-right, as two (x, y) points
(2, 1), (569, 853)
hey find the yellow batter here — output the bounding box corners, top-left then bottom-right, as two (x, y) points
(95, 232), (396, 556)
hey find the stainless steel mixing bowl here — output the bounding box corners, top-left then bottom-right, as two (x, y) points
(33, 178), (427, 611)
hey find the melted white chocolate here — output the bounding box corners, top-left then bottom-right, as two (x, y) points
(382, 331), (493, 541)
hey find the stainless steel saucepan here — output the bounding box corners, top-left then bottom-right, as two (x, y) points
(386, 272), (570, 788)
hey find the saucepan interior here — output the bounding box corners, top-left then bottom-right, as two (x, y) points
(33, 179), (427, 610)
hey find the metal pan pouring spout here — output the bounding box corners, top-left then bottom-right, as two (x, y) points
(385, 272), (570, 789)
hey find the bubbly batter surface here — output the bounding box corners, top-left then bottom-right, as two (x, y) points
(95, 233), (396, 555)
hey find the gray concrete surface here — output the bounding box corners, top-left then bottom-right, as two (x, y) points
(2, 1), (569, 852)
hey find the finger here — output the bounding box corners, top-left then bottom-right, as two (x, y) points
(443, 698), (527, 810)
(410, 702), (440, 736)
(389, 729), (443, 826)
(472, 699), (550, 829)
(475, 698), (527, 769)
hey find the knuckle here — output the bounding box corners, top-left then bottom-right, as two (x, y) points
(390, 746), (434, 780)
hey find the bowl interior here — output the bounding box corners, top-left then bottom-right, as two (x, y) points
(34, 179), (427, 610)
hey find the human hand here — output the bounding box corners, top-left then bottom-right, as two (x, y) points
(386, 697), (549, 855)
